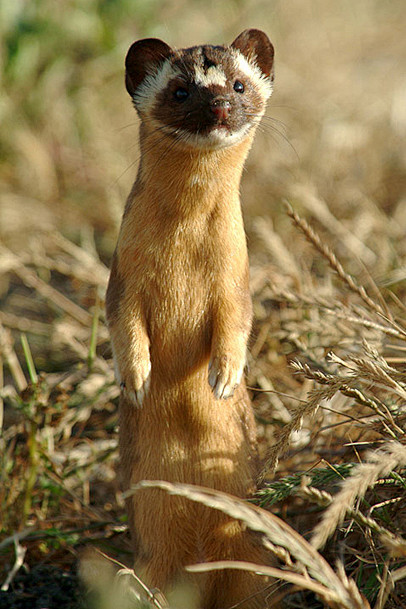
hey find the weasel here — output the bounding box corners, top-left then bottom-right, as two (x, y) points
(106, 29), (274, 608)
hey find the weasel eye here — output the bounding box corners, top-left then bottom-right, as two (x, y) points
(174, 87), (189, 101)
(233, 80), (244, 93)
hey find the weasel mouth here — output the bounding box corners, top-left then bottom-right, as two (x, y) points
(203, 124), (233, 140)
(210, 123), (229, 131)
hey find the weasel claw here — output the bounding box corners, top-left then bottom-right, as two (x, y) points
(119, 360), (151, 407)
(208, 356), (244, 400)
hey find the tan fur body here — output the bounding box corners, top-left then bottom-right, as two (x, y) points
(106, 31), (275, 607)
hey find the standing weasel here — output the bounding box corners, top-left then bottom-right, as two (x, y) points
(106, 29), (274, 607)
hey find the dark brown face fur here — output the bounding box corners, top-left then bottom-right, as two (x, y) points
(152, 45), (266, 138)
(126, 30), (274, 148)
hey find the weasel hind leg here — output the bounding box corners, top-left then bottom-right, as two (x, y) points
(202, 520), (271, 609)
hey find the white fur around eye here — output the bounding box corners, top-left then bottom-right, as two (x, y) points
(231, 49), (273, 102)
(134, 61), (181, 114)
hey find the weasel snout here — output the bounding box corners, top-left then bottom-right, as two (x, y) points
(210, 98), (232, 123)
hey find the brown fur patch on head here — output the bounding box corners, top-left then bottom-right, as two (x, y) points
(125, 38), (173, 97)
(231, 29), (274, 80)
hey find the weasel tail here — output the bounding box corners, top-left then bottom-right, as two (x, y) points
(106, 29), (275, 608)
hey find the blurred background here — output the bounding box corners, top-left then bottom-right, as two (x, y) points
(1, 0), (405, 260)
(1, 0), (406, 607)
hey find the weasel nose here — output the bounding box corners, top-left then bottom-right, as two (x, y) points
(210, 99), (231, 122)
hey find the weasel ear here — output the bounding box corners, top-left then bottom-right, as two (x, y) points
(125, 38), (173, 97)
(231, 29), (274, 80)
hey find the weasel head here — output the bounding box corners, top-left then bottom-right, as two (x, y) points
(125, 29), (274, 150)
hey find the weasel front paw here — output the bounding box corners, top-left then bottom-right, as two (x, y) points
(117, 358), (151, 407)
(208, 353), (245, 400)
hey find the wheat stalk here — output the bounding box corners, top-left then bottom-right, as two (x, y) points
(258, 387), (322, 480)
(188, 560), (364, 608)
(79, 548), (169, 609)
(299, 478), (406, 546)
(311, 441), (406, 549)
(293, 359), (403, 434)
(128, 480), (369, 609)
(285, 203), (385, 316)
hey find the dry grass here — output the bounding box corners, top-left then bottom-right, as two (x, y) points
(1, 0), (406, 607)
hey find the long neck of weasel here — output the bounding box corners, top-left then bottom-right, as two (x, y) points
(133, 123), (256, 219)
